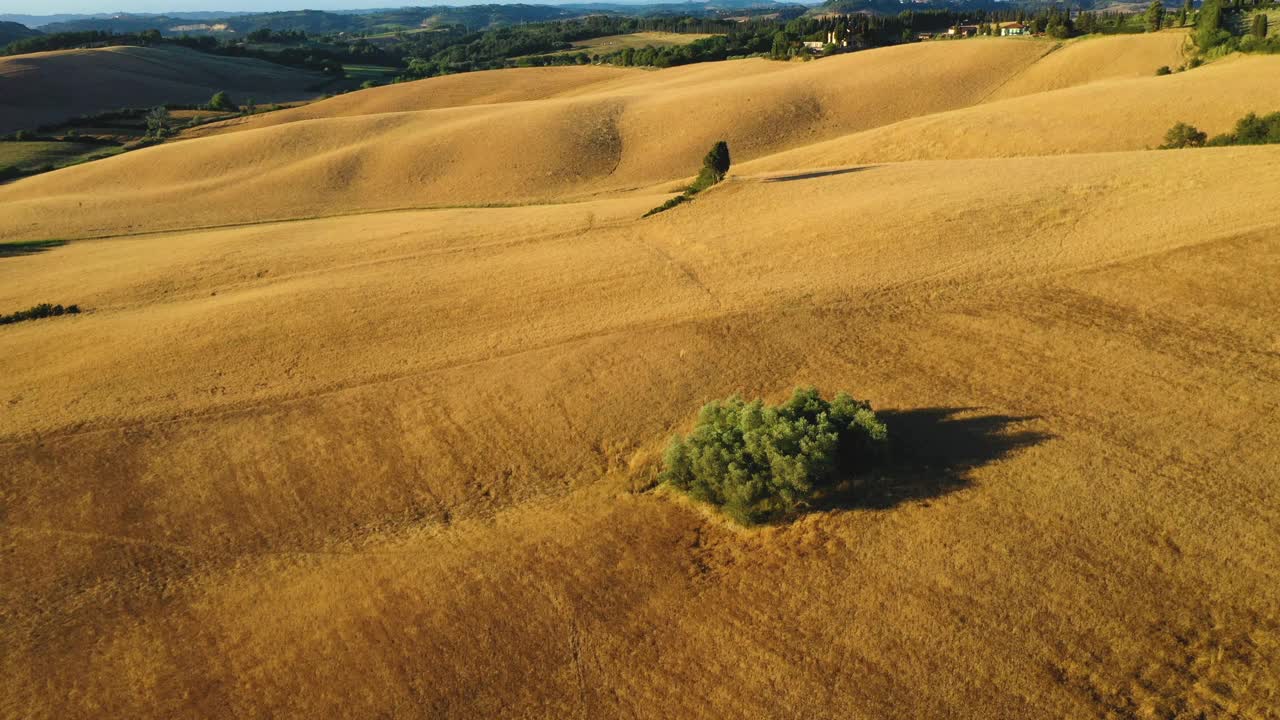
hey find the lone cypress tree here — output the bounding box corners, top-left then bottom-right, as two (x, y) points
(703, 140), (731, 181)
(643, 141), (733, 217)
(690, 140), (731, 192)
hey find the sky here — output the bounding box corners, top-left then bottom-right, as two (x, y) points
(0, 1), (475, 15)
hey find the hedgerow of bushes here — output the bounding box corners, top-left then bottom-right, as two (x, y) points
(0, 303), (81, 326)
(1160, 110), (1280, 148)
(662, 387), (889, 525)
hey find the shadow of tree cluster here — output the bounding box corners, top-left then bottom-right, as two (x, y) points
(812, 407), (1052, 513)
(0, 240), (66, 259)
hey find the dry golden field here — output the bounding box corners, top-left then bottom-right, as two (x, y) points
(2, 31), (1279, 719)
(531, 31), (719, 58)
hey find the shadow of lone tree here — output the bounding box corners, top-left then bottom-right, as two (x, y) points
(812, 407), (1051, 513)
(661, 389), (1050, 525)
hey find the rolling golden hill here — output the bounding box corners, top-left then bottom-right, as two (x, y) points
(2, 31), (1277, 719)
(740, 52), (1280, 171)
(0, 35), (1207, 243)
(0, 45), (324, 134)
(985, 30), (1189, 99)
(187, 64), (638, 136)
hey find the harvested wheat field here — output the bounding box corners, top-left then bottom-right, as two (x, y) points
(739, 52), (1280, 171)
(984, 30), (1189, 99)
(2, 31), (1279, 719)
(0, 45), (324, 134)
(545, 31), (719, 55)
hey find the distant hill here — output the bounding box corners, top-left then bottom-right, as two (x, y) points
(811, 0), (1128, 13)
(36, 2), (806, 37)
(0, 21), (40, 47)
(0, 45), (322, 134)
(0, 13), (107, 27)
(813, 0), (1001, 12)
(563, 0), (800, 10)
(37, 7), (581, 36)
(39, 15), (232, 35)
(365, 5), (582, 31)
(0, 12), (232, 28)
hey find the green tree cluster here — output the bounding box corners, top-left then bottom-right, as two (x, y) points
(1160, 111), (1280, 149)
(1224, 111), (1280, 144)
(1195, 0), (1229, 49)
(1176, 0), (1192, 27)
(1145, 0), (1166, 32)
(771, 31), (790, 60)
(662, 387), (889, 525)
(398, 15), (771, 78)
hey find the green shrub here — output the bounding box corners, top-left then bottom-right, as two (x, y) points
(662, 387), (888, 525)
(0, 303), (81, 326)
(1155, 65), (1172, 75)
(1160, 121), (1207, 148)
(145, 106), (171, 139)
(207, 91), (237, 111)
(687, 166), (718, 193)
